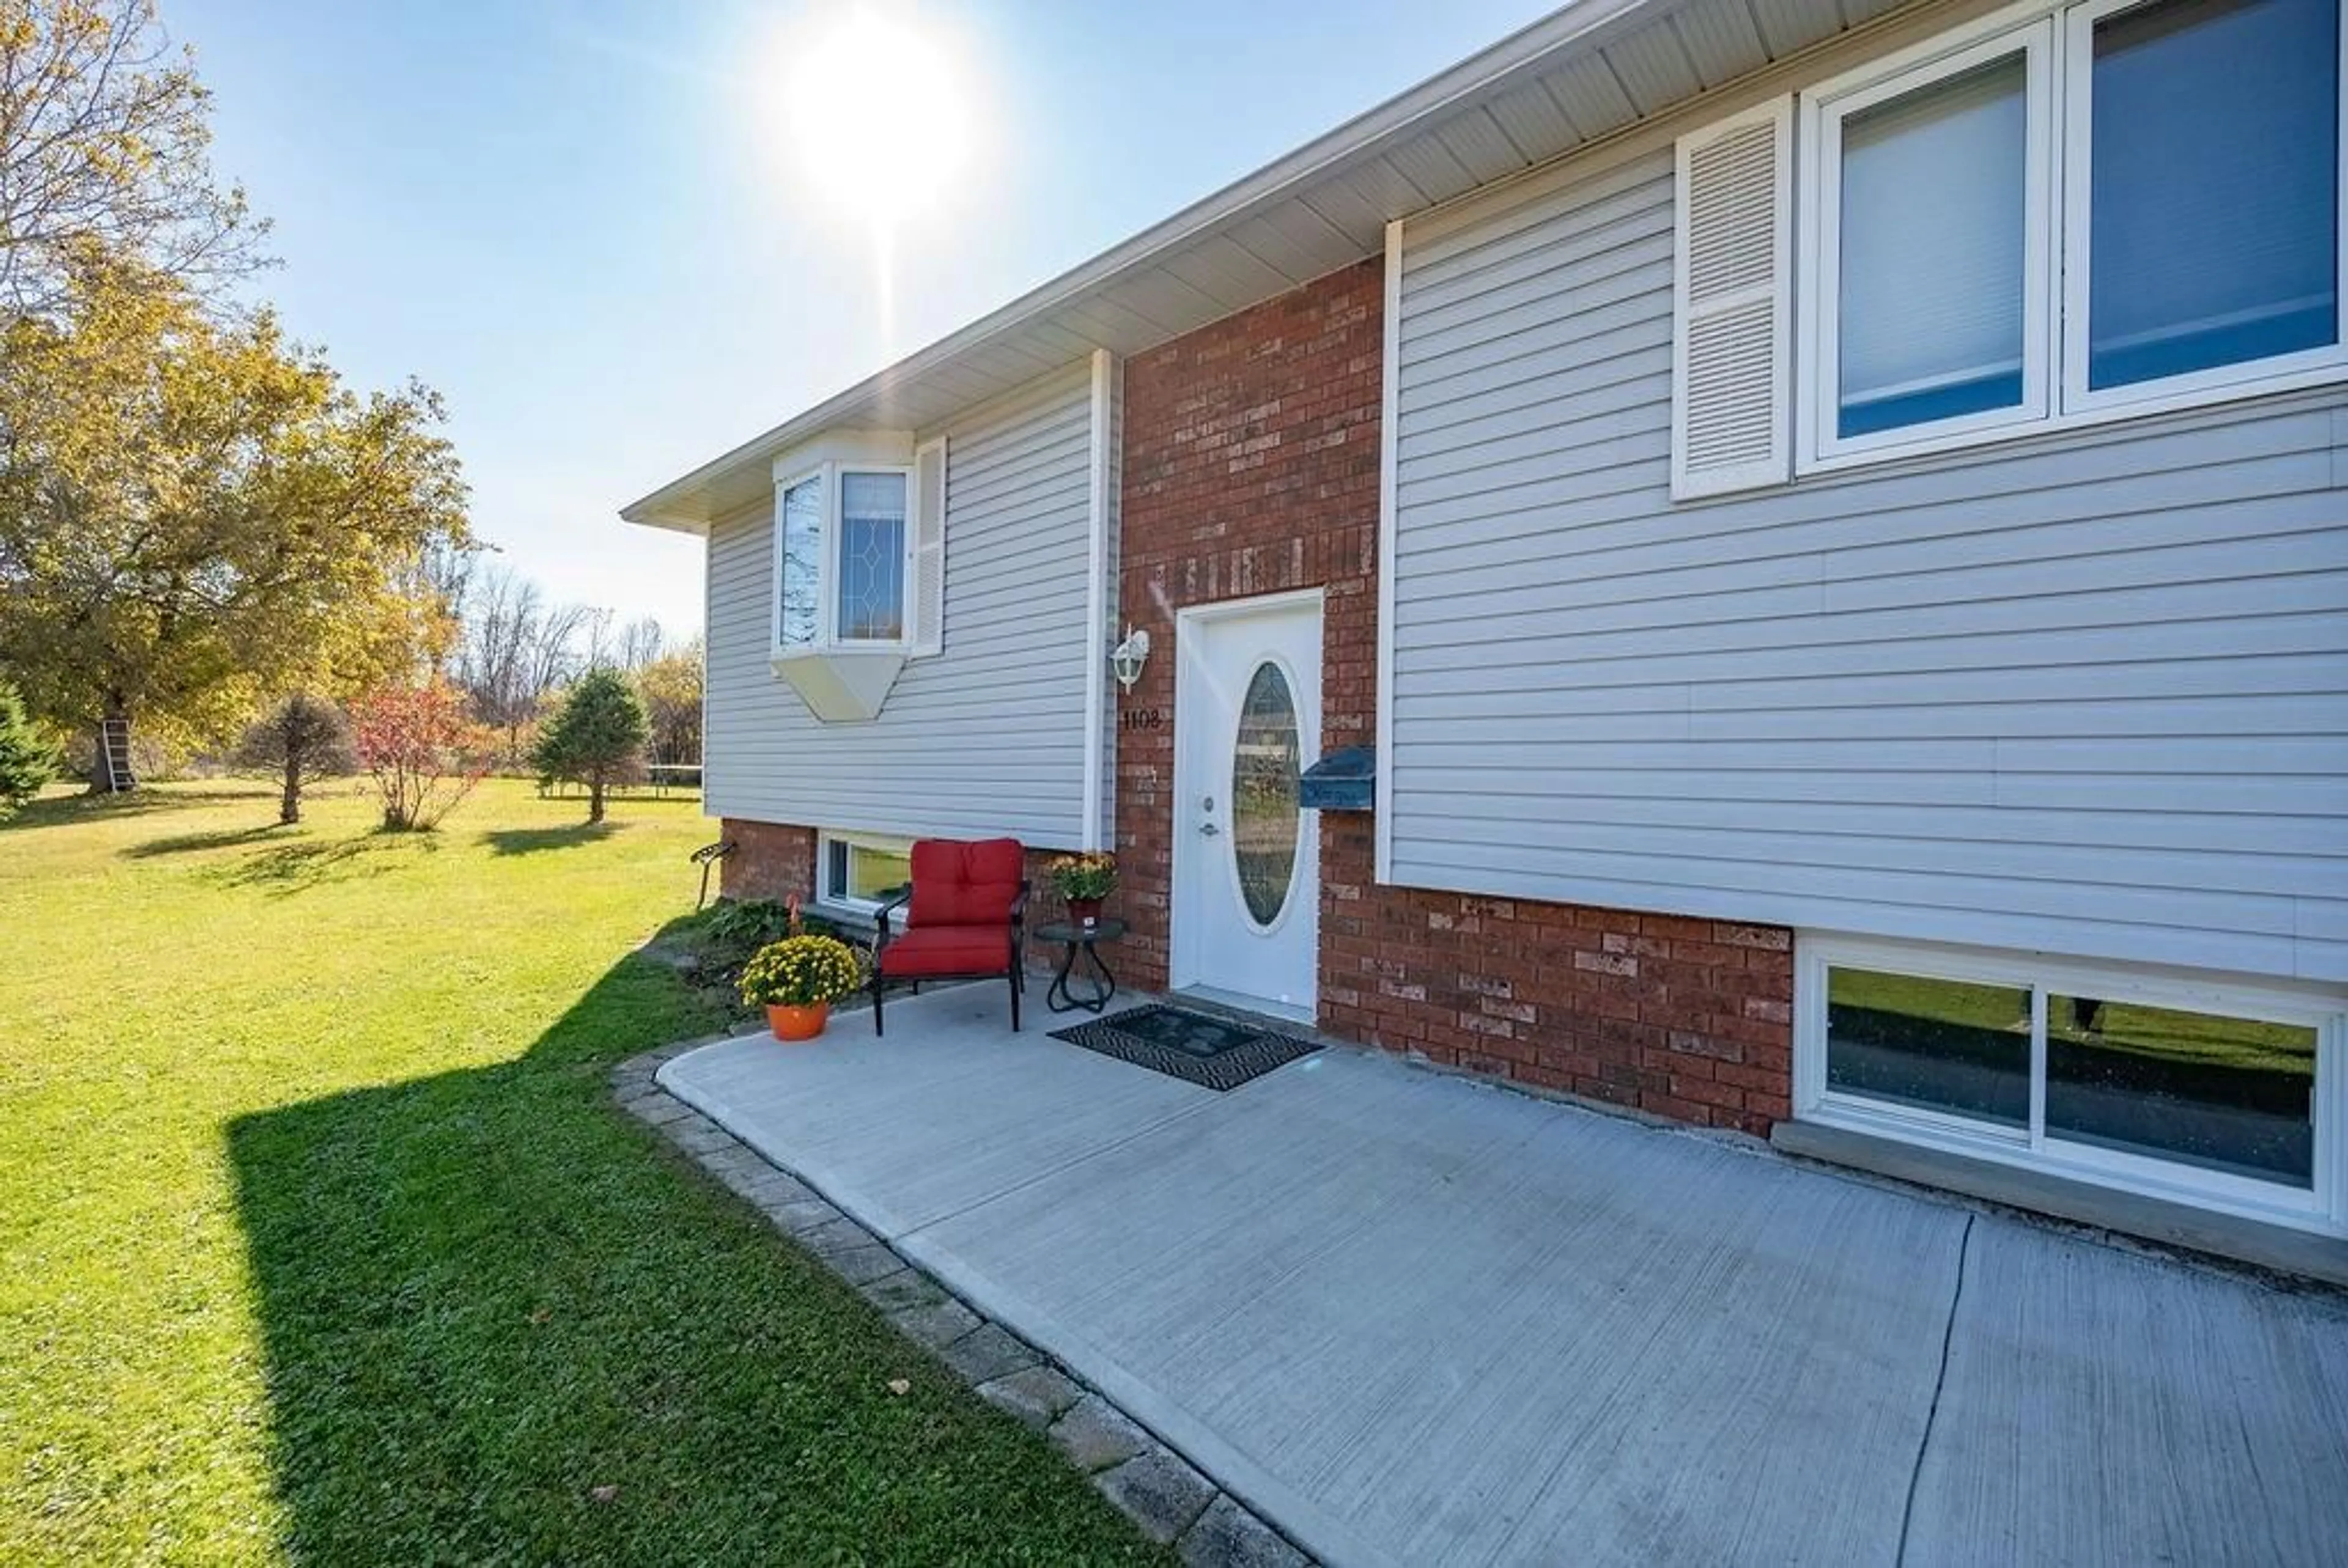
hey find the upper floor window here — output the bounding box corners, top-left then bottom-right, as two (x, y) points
(2073, 0), (2340, 398)
(778, 471), (825, 650)
(835, 471), (907, 642)
(1823, 41), (2045, 446)
(773, 463), (915, 653)
(1780, 0), (2344, 473)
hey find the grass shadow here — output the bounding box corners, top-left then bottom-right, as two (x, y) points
(120, 822), (300, 859)
(531, 789), (706, 811)
(482, 823), (619, 856)
(215, 832), (437, 896)
(0, 786), (264, 834)
(223, 926), (1161, 1565)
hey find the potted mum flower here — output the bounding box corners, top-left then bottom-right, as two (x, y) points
(737, 905), (867, 1041)
(1047, 852), (1117, 929)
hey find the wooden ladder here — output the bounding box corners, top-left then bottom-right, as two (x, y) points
(97, 716), (137, 792)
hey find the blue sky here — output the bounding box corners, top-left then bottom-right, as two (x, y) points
(173, 0), (1559, 638)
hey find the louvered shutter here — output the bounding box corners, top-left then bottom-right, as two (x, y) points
(1672, 97), (1793, 500)
(909, 436), (947, 657)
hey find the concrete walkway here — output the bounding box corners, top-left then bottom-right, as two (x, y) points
(659, 987), (2348, 1568)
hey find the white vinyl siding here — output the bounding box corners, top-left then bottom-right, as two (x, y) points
(1387, 139), (2348, 986)
(705, 363), (1095, 845)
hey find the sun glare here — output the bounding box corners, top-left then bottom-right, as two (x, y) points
(781, 6), (975, 227)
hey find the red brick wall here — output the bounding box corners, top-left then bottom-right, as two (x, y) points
(1113, 256), (1795, 1135)
(1115, 257), (1386, 993)
(1318, 865), (1794, 1134)
(721, 819), (816, 902)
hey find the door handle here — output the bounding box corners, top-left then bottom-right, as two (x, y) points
(1199, 823), (1222, 837)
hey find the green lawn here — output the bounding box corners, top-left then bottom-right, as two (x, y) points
(0, 779), (1161, 1566)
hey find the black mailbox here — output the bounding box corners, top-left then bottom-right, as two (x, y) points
(1298, 746), (1375, 812)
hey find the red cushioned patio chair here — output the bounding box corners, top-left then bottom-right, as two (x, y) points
(871, 837), (1028, 1036)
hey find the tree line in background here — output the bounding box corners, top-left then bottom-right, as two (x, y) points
(0, 1), (700, 828)
(443, 561), (701, 773)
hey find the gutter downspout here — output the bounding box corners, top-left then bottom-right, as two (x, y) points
(1081, 348), (1117, 853)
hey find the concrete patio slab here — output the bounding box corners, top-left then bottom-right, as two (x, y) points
(660, 993), (1212, 1236)
(1908, 1215), (2348, 1567)
(660, 987), (2348, 1568)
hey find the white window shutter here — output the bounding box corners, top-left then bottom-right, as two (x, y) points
(1672, 97), (1793, 500)
(909, 436), (947, 657)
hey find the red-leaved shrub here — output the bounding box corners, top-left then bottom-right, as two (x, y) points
(351, 680), (489, 831)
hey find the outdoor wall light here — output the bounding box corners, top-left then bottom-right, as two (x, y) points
(1110, 626), (1151, 693)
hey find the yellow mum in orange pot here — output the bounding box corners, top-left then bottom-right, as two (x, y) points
(738, 933), (867, 1041)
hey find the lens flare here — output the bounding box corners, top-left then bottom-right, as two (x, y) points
(780, 6), (975, 227)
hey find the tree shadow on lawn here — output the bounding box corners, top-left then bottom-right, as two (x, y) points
(483, 823), (620, 856)
(533, 789), (706, 811)
(0, 785), (263, 834)
(119, 822), (301, 859)
(212, 833), (438, 896)
(223, 926), (1161, 1566)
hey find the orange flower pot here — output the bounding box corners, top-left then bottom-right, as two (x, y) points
(766, 1001), (831, 1042)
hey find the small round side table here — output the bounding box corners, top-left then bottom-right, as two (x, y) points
(1033, 916), (1126, 1015)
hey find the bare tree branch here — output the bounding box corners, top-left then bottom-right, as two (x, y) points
(0, 0), (271, 316)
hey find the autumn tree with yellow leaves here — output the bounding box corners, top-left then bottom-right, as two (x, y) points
(0, 261), (470, 781)
(0, 2), (470, 783)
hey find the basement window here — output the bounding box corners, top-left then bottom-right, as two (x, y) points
(818, 831), (914, 916)
(1796, 935), (2344, 1233)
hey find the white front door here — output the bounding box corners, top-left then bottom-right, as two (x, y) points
(1170, 592), (1321, 1020)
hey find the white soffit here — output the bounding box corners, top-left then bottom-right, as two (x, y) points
(622, 0), (1875, 532)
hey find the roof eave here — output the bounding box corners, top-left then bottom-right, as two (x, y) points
(617, 0), (1675, 533)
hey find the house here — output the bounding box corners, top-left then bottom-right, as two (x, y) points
(624, 0), (2348, 1265)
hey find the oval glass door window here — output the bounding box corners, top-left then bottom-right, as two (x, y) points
(1231, 661), (1302, 927)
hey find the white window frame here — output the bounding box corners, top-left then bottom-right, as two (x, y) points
(1798, 17), (2058, 468)
(773, 466), (827, 655)
(769, 462), (917, 657)
(816, 830), (915, 916)
(2058, 0), (2348, 419)
(829, 464), (915, 649)
(1795, 932), (2348, 1235)
(1793, 0), (2348, 476)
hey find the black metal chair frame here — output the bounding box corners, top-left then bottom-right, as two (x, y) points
(870, 880), (1029, 1037)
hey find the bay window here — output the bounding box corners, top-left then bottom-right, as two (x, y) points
(777, 471), (824, 651)
(772, 463), (914, 653)
(835, 470), (907, 643)
(1796, 0), (2346, 469)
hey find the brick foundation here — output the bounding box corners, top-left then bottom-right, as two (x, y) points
(1114, 257), (1795, 1134)
(720, 819), (816, 902)
(1316, 845), (1795, 1134)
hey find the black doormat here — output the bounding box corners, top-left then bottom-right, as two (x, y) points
(1049, 1004), (1319, 1091)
